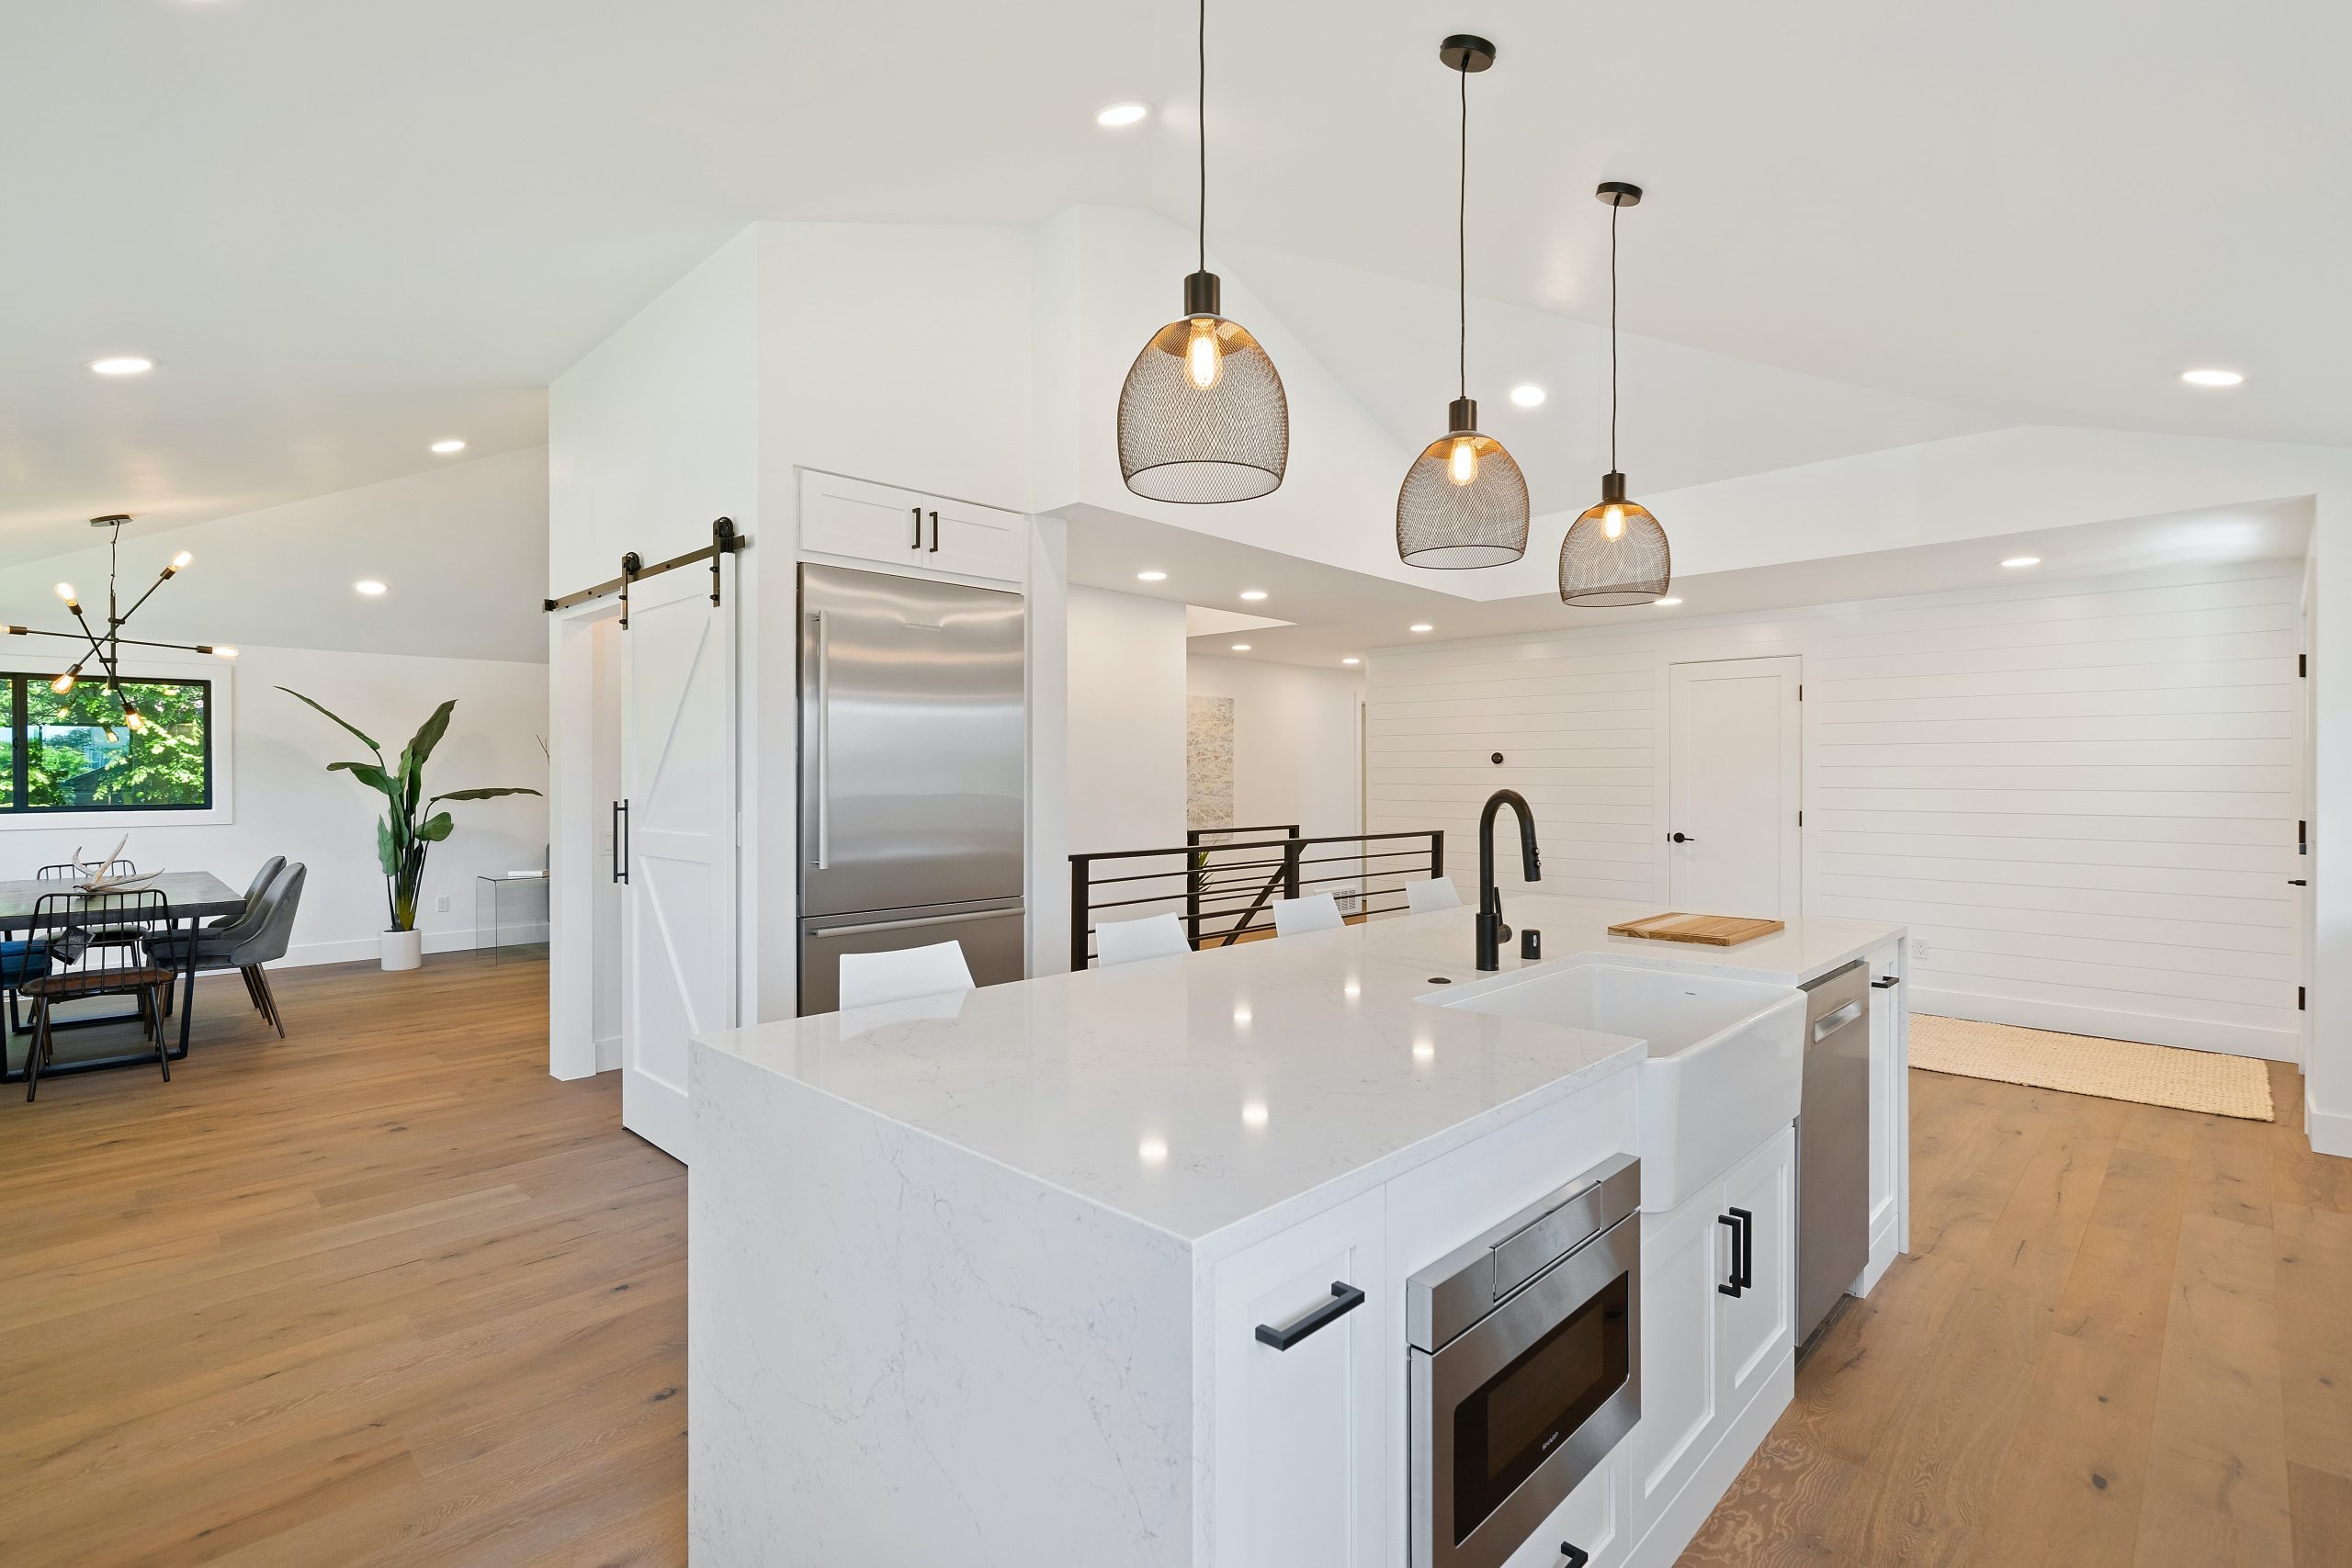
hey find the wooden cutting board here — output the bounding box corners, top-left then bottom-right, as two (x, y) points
(1606, 911), (1786, 947)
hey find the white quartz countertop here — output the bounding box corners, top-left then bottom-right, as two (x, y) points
(695, 897), (1902, 1246)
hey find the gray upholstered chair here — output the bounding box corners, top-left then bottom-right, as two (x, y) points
(145, 863), (307, 1038)
(209, 856), (286, 931)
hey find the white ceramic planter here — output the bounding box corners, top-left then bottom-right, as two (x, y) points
(380, 929), (424, 971)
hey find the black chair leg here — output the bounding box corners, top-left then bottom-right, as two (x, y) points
(25, 998), (48, 1102)
(153, 986), (171, 1080)
(254, 966), (286, 1039)
(240, 965), (264, 1015)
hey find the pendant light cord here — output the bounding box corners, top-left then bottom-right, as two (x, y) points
(1196, 0), (1206, 276)
(1457, 58), (1468, 402)
(1609, 197), (1620, 472)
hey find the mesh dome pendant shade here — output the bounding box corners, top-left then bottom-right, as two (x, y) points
(1117, 272), (1289, 503)
(1559, 471), (1670, 605)
(1397, 398), (1528, 567)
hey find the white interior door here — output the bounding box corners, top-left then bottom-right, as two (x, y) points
(1667, 658), (1802, 919)
(620, 562), (738, 1161)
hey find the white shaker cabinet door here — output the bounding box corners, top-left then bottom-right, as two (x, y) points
(1211, 1187), (1389, 1568)
(1628, 1190), (1723, 1532)
(797, 469), (1027, 585)
(1717, 1124), (1795, 1409)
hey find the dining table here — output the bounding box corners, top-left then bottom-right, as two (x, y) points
(0, 871), (245, 1082)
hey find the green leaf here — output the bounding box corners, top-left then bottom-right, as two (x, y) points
(376, 816), (398, 876)
(405, 700), (457, 771)
(428, 786), (543, 805)
(279, 687), (382, 757)
(328, 760), (401, 800)
(416, 811), (454, 842)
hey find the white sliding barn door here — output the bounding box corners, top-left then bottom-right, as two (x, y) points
(1668, 657), (1803, 919)
(620, 562), (738, 1161)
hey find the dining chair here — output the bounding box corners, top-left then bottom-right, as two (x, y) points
(838, 940), (975, 1010)
(208, 856), (286, 931)
(1272, 892), (1344, 937)
(144, 863), (307, 1038)
(1405, 875), (1464, 914)
(1094, 911), (1191, 966)
(21, 889), (179, 1101)
(2, 932), (56, 1040)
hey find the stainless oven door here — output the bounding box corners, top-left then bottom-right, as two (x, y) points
(1410, 1213), (1641, 1568)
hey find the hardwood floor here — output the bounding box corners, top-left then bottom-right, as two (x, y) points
(3, 958), (2345, 1565)
(1680, 1057), (2352, 1568)
(0, 953), (684, 1568)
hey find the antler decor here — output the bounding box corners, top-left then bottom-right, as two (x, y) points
(72, 834), (162, 892)
(280, 690), (541, 933)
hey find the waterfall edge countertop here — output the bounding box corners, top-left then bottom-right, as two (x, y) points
(693, 895), (1903, 1253)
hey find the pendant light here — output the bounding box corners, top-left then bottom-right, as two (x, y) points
(1116, 0), (1288, 504)
(1396, 35), (1528, 570)
(1559, 181), (1670, 605)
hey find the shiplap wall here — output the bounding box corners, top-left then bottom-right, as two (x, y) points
(1365, 560), (2307, 1060)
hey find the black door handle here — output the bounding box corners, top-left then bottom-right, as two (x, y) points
(928, 509), (941, 553)
(1559, 1545), (1590, 1568)
(1717, 1213), (1743, 1297)
(1871, 976), (1900, 989)
(1255, 1282), (1365, 1350)
(2289, 879), (2307, 886)
(1731, 1205), (1755, 1290)
(612, 801), (629, 884)
(1669, 832), (1695, 843)
(910, 505), (922, 549)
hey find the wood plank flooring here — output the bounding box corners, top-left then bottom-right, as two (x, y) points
(2, 958), (2344, 1565)
(0, 953), (684, 1568)
(1679, 1058), (2352, 1568)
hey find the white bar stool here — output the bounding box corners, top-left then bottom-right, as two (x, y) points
(1405, 875), (1463, 914)
(1094, 912), (1191, 966)
(1272, 893), (1344, 938)
(838, 940), (976, 1010)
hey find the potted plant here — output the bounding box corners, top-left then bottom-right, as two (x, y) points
(283, 690), (542, 971)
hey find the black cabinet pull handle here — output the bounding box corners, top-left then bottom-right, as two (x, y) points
(612, 801), (629, 885)
(1559, 1545), (1590, 1568)
(928, 509), (941, 553)
(1871, 976), (1900, 989)
(1717, 1214), (1743, 1297)
(1731, 1205), (1755, 1289)
(910, 505), (923, 549)
(1255, 1281), (1365, 1350)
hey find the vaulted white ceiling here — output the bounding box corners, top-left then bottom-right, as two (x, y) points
(6, 0), (2344, 564)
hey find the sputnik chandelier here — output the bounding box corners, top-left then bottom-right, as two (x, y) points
(5, 513), (236, 733)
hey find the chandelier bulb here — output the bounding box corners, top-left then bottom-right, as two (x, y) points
(51, 671), (75, 694)
(1602, 504), (1626, 542)
(1183, 318), (1223, 391)
(55, 582), (76, 605)
(126, 710), (147, 733)
(1448, 436), (1479, 487)
(173, 551), (193, 570)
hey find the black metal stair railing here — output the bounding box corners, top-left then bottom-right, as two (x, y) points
(1069, 827), (1445, 970)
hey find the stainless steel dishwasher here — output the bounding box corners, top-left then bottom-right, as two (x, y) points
(1796, 959), (1871, 1348)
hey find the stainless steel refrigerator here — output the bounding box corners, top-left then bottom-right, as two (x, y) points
(797, 562), (1026, 1014)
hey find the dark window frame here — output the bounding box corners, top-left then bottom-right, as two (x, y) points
(0, 671), (216, 815)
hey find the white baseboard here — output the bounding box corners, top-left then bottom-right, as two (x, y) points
(273, 922), (550, 970)
(1907, 985), (2298, 1063)
(594, 1032), (623, 1074)
(2310, 1095), (2352, 1160)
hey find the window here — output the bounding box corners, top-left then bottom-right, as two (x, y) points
(3, 673), (214, 813)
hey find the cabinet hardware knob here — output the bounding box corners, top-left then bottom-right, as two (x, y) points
(1871, 976), (1900, 989)
(1254, 1281), (1365, 1351)
(910, 505), (923, 549)
(1559, 1543), (1590, 1567)
(928, 509), (941, 553)
(1717, 1213), (1743, 1297)
(1730, 1204), (1755, 1289)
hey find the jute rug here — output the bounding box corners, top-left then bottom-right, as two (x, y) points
(1910, 1014), (2275, 1122)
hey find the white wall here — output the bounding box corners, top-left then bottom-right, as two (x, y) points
(1366, 561), (2307, 1061)
(2, 644), (548, 964)
(1184, 654), (1364, 838)
(1067, 586), (1187, 857)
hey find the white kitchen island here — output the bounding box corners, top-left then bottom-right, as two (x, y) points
(688, 897), (1905, 1568)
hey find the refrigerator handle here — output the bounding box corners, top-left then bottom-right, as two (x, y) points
(813, 609), (831, 869)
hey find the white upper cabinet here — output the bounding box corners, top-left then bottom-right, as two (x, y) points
(797, 469), (1027, 585)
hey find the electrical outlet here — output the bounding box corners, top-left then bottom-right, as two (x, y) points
(1913, 938), (1931, 963)
(435, 895), (451, 914)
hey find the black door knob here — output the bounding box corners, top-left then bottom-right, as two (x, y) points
(1669, 832), (1695, 843)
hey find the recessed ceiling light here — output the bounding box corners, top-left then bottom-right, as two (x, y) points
(1241, 1100), (1269, 1129)
(1653, 597), (1682, 607)
(429, 438), (467, 455)
(1136, 570), (1167, 582)
(2180, 368), (2244, 388)
(1509, 383), (1546, 408)
(1097, 102), (1148, 127)
(87, 355), (154, 376)
(354, 579), (388, 596)
(2001, 556), (2041, 569)
(1341, 657), (1361, 665)
(1136, 1135), (1169, 1166)
(1409, 623), (1433, 633)
(1238, 589), (1268, 601)
(1230, 643), (1251, 651)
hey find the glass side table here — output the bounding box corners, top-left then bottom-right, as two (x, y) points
(476, 873), (550, 964)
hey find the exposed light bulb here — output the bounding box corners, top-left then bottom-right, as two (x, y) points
(1448, 435), (1479, 487)
(212, 645), (239, 659)
(1602, 504), (1626, 542)
(126, 711), (148, 732)
(51, 671), (75, 694)
(172, 550), (194, 569)
(55, 581), (76, 604)
(1184, 318), (1223, 391)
